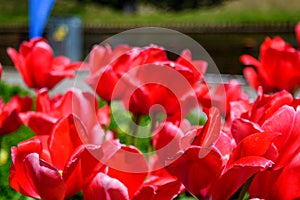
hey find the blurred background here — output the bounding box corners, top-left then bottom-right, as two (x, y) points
(0, 0), (300, 74)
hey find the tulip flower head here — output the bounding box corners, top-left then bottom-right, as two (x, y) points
(7, 38), (83, 90)
(241, 23), (300, 94)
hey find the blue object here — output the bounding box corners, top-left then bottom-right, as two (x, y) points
(29, 0), (56, 39)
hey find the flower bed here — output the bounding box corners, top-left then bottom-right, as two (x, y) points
(0, 23), (300, 200)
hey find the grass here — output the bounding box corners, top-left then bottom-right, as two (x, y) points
(78, 0), (300, 26)
(0, 0), (299, 26)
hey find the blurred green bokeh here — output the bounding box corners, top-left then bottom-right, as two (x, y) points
(0, 0), (299, 26)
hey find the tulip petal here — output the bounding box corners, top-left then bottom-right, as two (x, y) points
(23, 153), (65, 200)
(250, 90), (293, 124)
(229, 100), (251, 122)
(243, 66), (260, 90)
(214, 132), (234, 159)
(176, 49), (207, 82)
(212, 157), (273, 200)
(192, 107), (221, 158)
(262, 105), (300, 169)
(240, 55), (261, 67)
(9, 138), (43, 198)
(134, 180), (183, 200)
(153, 122), (184, 162)
(62, 141), (122, 198)
(83, 172), (129, 200)
(19, 112), (57, 135)
(249, 154), (300, 199)
(7, 47), (33, 87)
(29, 41), (53, 88)
(248, 169), (281, 199)
(48, 114), (84, 169)
(228, 131), (280, 169)
(231, 118), (262, 144)
(166, 146), (224, 199)
(270, 153), (300, 199)
(0, 96), (32, 135)
(52, 56), (71, 69)
(107, 145), (148, 199)
(0, 110), (20, 135)
(132, 186), (155, 200)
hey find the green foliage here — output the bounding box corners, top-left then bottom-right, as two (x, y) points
(175, 191), (197, 199)
(0, 81), (31, 103)
(0, 0), (28, 25)
(186, 108), (208, 126)
(0, 0), (300, 25)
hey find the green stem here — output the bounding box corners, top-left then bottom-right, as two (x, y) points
(0, 136), (3, 167)
(237, 175), (255, 200)
(0, 136), (2, 151)
(129, 114), (141, 146)
(146, 113), (157, 160)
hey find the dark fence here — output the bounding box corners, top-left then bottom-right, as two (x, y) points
(0, 23), (296, 74)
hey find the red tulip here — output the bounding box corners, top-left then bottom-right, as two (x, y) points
(153, 107), (224, 198)
(153, 106), (282, 199)
(125, 55), (208, 121)
(152, 121), (184, 162)
(221, 89), (300, 197)
(7, 38), (83, 90)
(200, 79), (248, 120)
(10, 142), (65, 200)
(88, 44), (132, 75)
(86, 45), (208, 122)
(82, 145), (183, 200)
(239, 88), (293, 124)
(196, 99), (280, 199)
(9, 114), (95, 199)
(227, 99), (251, 124)
(19, 89), (62, 135)
(82, 143), (148, 200)
(20, 89), (106, 142)
(0, 96), (32, 135)
(211, 130), (278, 199)
(133, 155), (184, 200)
(249, 152), (300, 199)
(116, 49), (208, 123)
(167, 145), (225, 199)
(231, 89), (300, 169)
(240, 30), (300, 93)
(86, 45), (168, 102)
